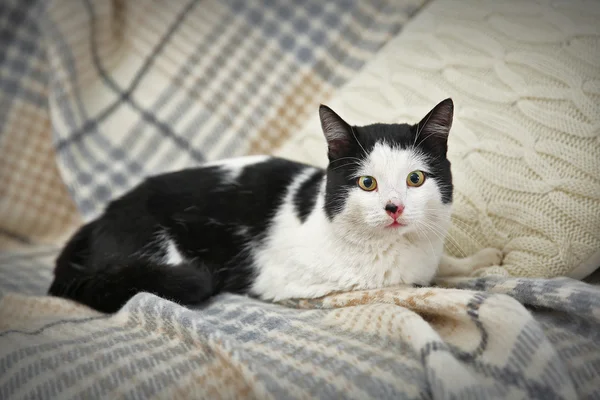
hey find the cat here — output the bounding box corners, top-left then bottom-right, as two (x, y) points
(48, 99), (503, 313)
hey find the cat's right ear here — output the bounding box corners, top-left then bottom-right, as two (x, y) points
(319, 105), (353, 160)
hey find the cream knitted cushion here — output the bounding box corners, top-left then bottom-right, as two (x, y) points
(276, 0), (600, 278)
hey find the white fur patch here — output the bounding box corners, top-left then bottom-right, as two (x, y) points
(203, 155), (270, 181)
(237, 225), (250, 237)
(250, 144), (452, 301)
(164, 239), (184, 266)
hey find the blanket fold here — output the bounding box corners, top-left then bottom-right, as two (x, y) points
(1, 247), (600, 399)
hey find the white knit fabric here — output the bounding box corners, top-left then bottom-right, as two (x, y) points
(277, 0), (600, 278)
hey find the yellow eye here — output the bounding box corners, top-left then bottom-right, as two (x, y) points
(407, 170), (426, 187)
(357, 176), (377, 191)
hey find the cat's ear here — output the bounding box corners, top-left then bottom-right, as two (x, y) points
(415, 98), (453, 152)
(319, 105), (353, 160)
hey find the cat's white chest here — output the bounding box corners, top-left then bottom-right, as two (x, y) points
(360, 241), (420, 286)
(249, 214), (442, 301)
(321, 233), (440, 292)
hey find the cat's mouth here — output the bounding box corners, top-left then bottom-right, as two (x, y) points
(386, 220), (407, 229)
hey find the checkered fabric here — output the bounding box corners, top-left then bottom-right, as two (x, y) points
(0, 246), (58, 295)
(45, 0), (424, 221)
(1, 259), (600, 399)
(0, 0), (82, 249)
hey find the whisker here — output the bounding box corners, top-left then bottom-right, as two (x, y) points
(416, 224), (437, 259)
(349, 125), (368, 157)
(329, 156), (362, 165)
(413, 110), (434, 148)
(418, 220), (468, 258)
(416, 131), (440, 149)
(426, 219), (488, 254)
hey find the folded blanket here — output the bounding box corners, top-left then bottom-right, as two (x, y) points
(1, 248), (600, 399)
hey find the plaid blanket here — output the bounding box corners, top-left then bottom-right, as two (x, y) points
(2, 0), (600, 399)
(2, 247), (600, 399)
(46, 0), (423, 221)
(0, 0), (422, 244)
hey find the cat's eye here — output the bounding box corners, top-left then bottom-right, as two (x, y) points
(406, 171), (426, 187)
(357, 176), (377, 191)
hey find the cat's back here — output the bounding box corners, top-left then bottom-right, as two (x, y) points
(91, 155), (322, 263)
(142, 155), (318, 200)
(108, 154), (309, 199)
(106, 155), (323, 229)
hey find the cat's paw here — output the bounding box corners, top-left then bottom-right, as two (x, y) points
(468, 247), (503, 270)
(436, 248), (504, 278)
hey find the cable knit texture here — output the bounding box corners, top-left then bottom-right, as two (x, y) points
(277, 0), (600, 278)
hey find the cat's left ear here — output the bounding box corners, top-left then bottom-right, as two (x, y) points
(415, 98), (454, 153)
(319, 105), (354, 160)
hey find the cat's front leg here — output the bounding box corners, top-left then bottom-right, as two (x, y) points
(437, 248), (503, 277)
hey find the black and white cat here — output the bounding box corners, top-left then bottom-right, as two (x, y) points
(48, 99), (502, 313)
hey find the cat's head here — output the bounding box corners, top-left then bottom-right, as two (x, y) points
(319, 99), (454, 238)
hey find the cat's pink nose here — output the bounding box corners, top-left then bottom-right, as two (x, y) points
(385, 202), (404, 219)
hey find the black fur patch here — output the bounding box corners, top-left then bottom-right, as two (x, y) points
(294, 169), (324, 222)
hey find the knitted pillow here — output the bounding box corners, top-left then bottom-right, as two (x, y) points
(276, 0), (600, 278)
